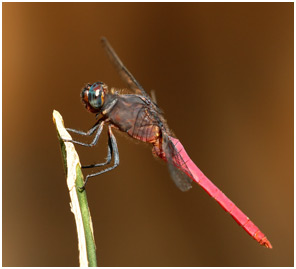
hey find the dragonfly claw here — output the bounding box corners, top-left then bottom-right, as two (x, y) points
(77, 186), (85, 192)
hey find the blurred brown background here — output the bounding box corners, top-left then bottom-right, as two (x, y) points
(3, 2), (293, 267)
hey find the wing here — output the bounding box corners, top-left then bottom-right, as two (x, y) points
(101, 37), (150, 99)
(163, 134), (193, 192)
(101, 38), (190, 190)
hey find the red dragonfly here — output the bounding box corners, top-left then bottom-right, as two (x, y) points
(64, 37), (272, 248)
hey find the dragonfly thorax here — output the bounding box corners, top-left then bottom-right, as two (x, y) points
(81, 82), (107, 113)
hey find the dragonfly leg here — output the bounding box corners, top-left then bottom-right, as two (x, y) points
(66, 120), (102, 136)
(63, 121), (104, 147)
(82, 134), (112, 169)
(80, 125), (119, 190)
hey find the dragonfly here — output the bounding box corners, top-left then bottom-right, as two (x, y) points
(63, 37), (272, 248)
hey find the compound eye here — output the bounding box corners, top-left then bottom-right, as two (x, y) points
(81, 86), (90, 105)
(88, 82), (105, 109)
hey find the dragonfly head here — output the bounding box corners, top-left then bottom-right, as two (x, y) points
(81, 82), (107, 113)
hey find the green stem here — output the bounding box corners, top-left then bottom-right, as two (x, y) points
(53, 110), (97, 267)
(75, 166), (97, 267)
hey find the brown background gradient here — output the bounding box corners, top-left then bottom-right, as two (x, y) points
(3, 2), (293, 267)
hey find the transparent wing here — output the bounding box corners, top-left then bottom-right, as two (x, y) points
(101, 37), (191, 191)
(101, 37), (150, 99)
(163, 134), (193, 192)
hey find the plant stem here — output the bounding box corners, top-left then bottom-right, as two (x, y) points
(53, 110), (97, 267)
